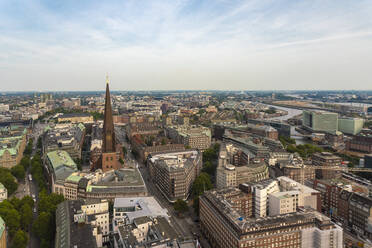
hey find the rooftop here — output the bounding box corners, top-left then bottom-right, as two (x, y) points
(114, 197), (169, 223)
(55, 200), (97, 248)
(47, 150), (77, 170)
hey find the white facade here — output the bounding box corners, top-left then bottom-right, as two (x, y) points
(0, 183), (7, 202)
(113, 197), (169, 233)
(278, 176), (319, 210)
(269, 190), (299, 216)
(301, 224), (343, 248)
(252, 180), (280, 218)
(74, 199), (110, 247)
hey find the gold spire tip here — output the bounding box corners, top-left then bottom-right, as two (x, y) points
(106, 73), (109, 85)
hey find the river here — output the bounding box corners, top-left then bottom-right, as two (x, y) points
(264, 104), (308, 145)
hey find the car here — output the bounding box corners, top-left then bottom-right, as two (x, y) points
(33, 208), (37, 213)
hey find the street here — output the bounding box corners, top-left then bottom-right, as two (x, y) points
(28, 121), (44, 248)
(124, 141), (211, 248)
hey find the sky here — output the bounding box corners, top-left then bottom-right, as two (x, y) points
(0, 0), (372, 91)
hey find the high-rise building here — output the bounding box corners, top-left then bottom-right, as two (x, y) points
(303, 110), (338, 133)
(338, 117), (364, 135)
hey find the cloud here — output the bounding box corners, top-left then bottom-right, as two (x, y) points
(0, 0), (371, 90)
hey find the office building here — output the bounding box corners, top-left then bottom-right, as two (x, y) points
(365, 154), (372, 168)
(45, 150), (79, 199)
(200, 189), (343, 248)
(55, 200), (98, 248)
(113, 197), (169, 232)
(147, 150), (202, 202)
(346, 134), (372, 153)
(0, 126), (27, 168)
(44, 123), (86, 160)
(216, 143), (269, 189)
(165, 125), (211, 151)
(303, 110), (338, 133)
(312, 152), (342, 179)
(338, 117), (364, 135)
(114, 216), (180, 248)
(77, 168), (147, 201)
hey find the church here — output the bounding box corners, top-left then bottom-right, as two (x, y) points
(91, 76), (124, 172)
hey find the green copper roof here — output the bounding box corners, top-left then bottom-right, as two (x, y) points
(0, 183), (5, 190)
(47, 150), (77, 170)
(0, 216), (5, 238)
(78, 123), (85, 131)
(65, 174), (82, 183)
(0, 137), (24, 157)
(44, 125), (51, 132)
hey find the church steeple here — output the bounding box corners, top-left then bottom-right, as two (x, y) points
(102, 74), (116, 153)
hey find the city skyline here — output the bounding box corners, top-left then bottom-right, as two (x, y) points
(1, 0), (372, 91)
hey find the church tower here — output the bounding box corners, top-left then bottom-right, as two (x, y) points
(102, 75), (116, 153)
(99, 75), (122, 172)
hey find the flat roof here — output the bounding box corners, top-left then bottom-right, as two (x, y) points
(47, 150), (77, 170)
(114, 197), (169, 223)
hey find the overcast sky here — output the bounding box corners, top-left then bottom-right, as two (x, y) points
(0, 0), (372, 91)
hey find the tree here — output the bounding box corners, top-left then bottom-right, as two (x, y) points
(122, 146), (127, 156)
(20, 203), (33, 230)
(202, 161), (214, 175)
(11, 229), (28, 248)
(33, 211), (52, 241)
(0, 203), (20, 237)
(20, 156), (30, 170)
(174, 199), (188, 214)
(11, 165), (25, 181)
(37, 136), (42, 150)
(20, 196), (34, 209)
(74, 158), (82, 171)
(38, 191), (64, 214)
(192, 173), (213, 197)
(0, 168), (18, 195)
(161, 138), (167, 145)
(23, 140), (33, 156)
(193, 197), (200, 216)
